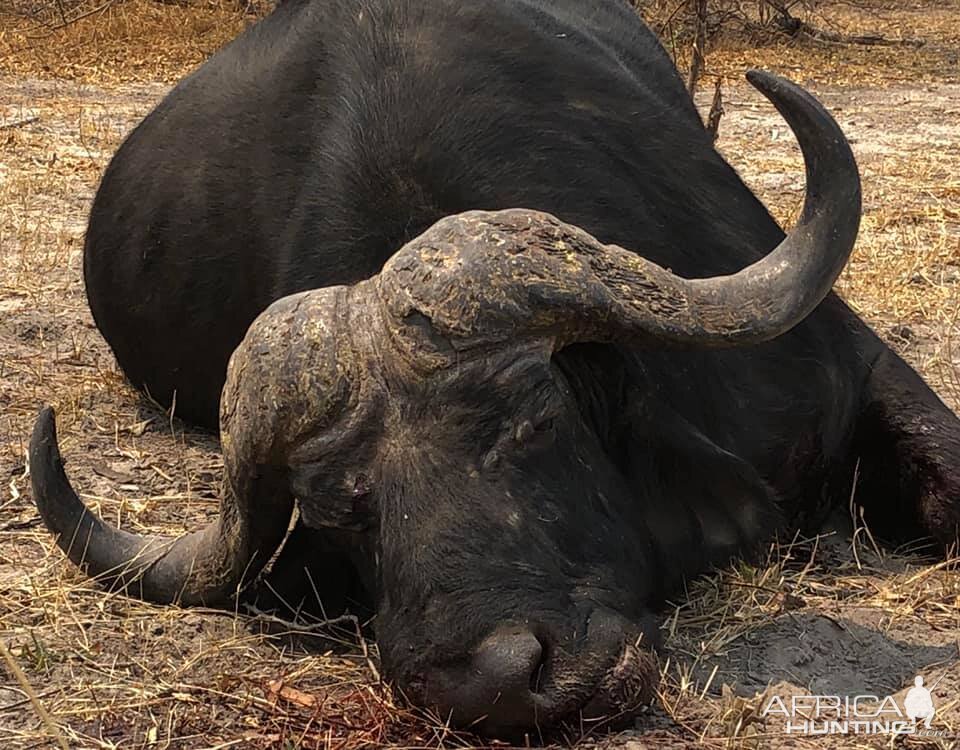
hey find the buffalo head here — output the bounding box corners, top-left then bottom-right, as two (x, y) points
(29, 72), (860, 736)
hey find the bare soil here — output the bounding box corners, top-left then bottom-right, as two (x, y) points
(0, 2), (958, 748)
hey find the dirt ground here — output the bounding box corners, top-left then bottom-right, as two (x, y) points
(1, 1), (958, 748)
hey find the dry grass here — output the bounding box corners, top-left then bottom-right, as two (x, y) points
(0, 0), (253, 84)
(659, 534), (960, 745)
(0, 1), (958, 748)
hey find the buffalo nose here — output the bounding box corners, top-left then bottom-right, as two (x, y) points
(413, 613), (658, 736)
(473, 626), (545, 696)
(429, 625), (546, 731)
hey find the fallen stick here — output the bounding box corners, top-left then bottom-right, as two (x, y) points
(0, 116), (40, 130)
(0, 639), (69, 750)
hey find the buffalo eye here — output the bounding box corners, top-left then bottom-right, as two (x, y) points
(352, 473), (372, 497)
(515, 419), (536, 443)
(350, 473), (374, 514)
(536, 417), (555, 433)
(515, 417), (556, 447)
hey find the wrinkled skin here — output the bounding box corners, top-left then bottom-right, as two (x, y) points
(28, 0), (960, 739)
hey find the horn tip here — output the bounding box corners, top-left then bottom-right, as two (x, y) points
(745, 69), (783, 95)
(30, 405), (59, 462)
(29, 404), (74, 531)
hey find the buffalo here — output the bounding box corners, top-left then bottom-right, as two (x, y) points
(28, 0), (960, 738)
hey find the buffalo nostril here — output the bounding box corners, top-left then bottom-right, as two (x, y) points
(472, 626), (545, 699)
(422, 626), (547, 731)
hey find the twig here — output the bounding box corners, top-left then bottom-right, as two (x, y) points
(354, 616), (381, 684)
(0, 688), (61, 714)
(705, 77), (723, 142)
(242, 603), (358, 633)
(655, 0), (691, 36)
(687, 0), (708, 96)
(244, 604), (382, 683)
(0, 517), (42, 531)
(25, 0), (121, 39)
(53, 0), (68, 27)
(0, 116), (40, 130)
(761, 0), (923, 47)
(0, 640), (70, 750)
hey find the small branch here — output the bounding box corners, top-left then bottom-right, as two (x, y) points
(760, 0), (923, 47)
(655, 0), (691, 37)
(0, 116), (40, 130)
(705, 77), (724, 142)
(354, 616), (381, 684)
(53, 0), (68, 26)
(0, 640), (70, 750)
(243, 604), (381, 682)
(686, 0), (708, 97)
(24, 0), (122, 38)
(242, 603), (358, 633)
(796, 26), (925, 47)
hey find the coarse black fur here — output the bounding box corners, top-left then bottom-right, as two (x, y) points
(85, 0), (784, 427)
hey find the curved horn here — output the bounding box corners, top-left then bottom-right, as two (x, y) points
(378, 71), (861, 353)
(29, 290), (354, 605)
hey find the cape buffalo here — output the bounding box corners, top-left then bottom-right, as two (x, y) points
(29, 0), (960, 738)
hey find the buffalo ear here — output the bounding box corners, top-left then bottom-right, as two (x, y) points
(621, 404), (782, 595)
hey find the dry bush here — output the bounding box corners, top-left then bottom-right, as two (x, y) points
(637, 0), (907, 46)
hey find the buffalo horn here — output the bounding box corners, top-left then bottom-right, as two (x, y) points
(378, 70), (861, 351)
(29, 290), (354, 605)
